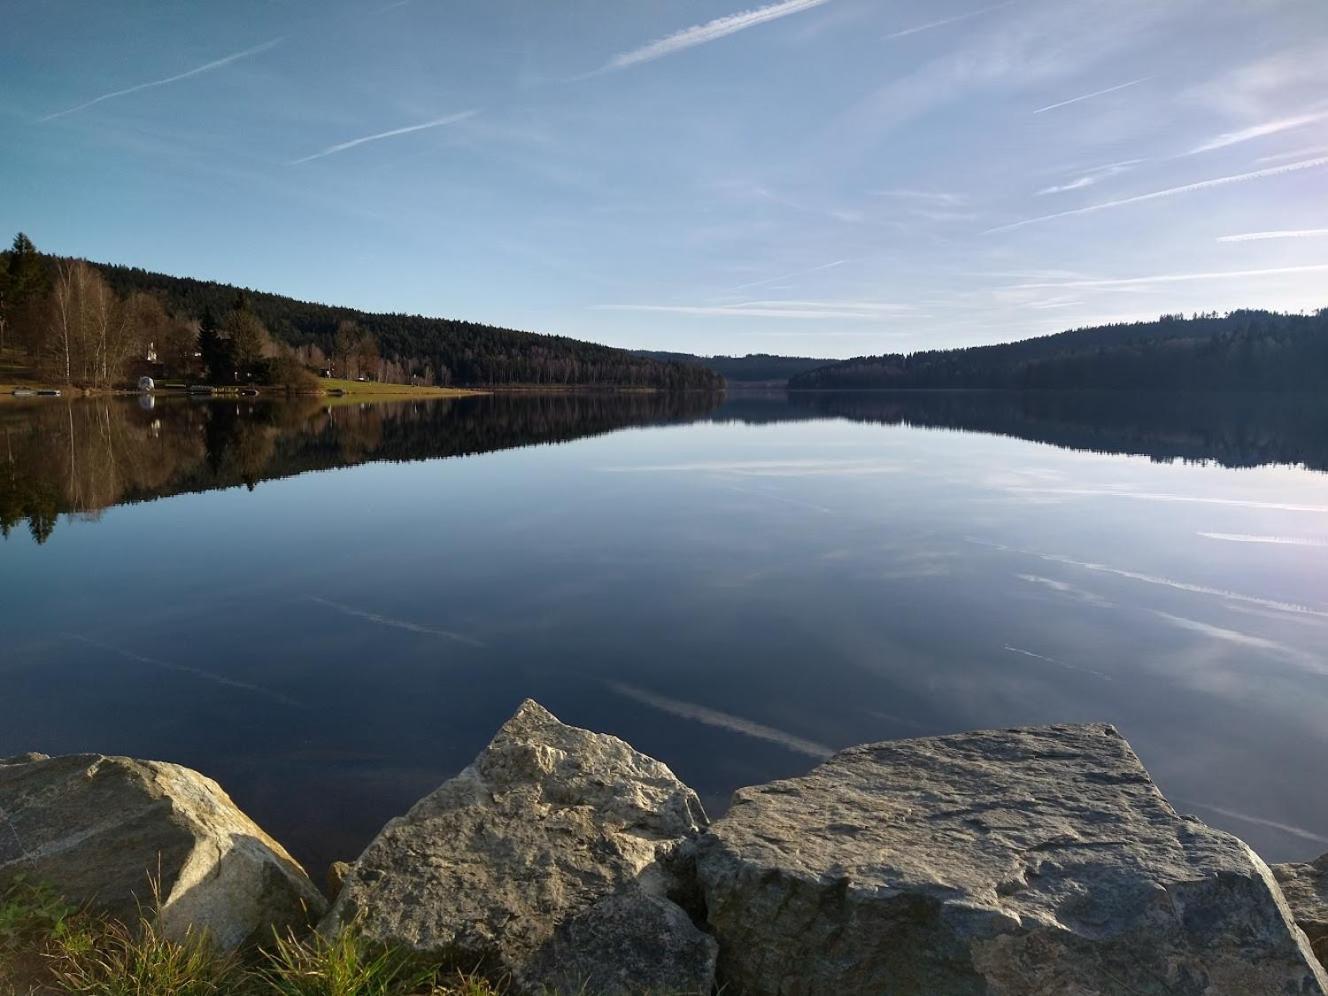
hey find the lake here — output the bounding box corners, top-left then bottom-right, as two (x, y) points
(3, 390), (1327, 877)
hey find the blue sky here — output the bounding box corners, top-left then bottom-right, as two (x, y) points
(2, 0), (1326, 358)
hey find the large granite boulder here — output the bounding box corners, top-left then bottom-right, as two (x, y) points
(321, 699), (716, 995)
(1276, 853), (1328, 966)
(694, 724), (1328, 995)
(0, 753), (326, 950)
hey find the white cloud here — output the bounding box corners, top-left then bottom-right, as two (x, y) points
(595, 0), (831, 74)
(1187, 110), (1328, 155)
(291, 110), (478, 165)
(1036, 159), (1143, 196)
(1216, 229), (1328, 243)
(986, 155), (1328, 233)
(42, 38), (283, 121)
(592, 300), (912, 319)
(883, 1), (1014, 41)
(1032, 77), (1150, 115)
(1008, 262), (1328, 289)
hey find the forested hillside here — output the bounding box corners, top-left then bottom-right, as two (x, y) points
(0, 234), (722, 391)
(789, 310), (1328, 391)
(631, 350), (833, 383)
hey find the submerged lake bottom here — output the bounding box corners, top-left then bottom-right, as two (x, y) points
(2, 389), (1327, 875)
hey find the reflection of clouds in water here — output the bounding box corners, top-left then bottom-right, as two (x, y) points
(1007, 487), (1328, 514)
(1150, 611), (1327, 676)
(716, 482), (834, 514)
(974, 540), (1328, 621)
(1175, 800), (1328, 846)
(305, 596), (485, 648)
(1198, 533), (1328, 548)
(65, 634), (306, 709)
(860, 709), (930, 733)
(1016, 573), (1114, 608)
(1003, 644), (1113, 681)
(598, 459), (903, 477)
(607, 681), (832, 759)
(1227, 602), (1328, 629)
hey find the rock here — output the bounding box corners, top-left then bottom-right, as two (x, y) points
(1276, 853), (1328, 966)
(0, 754), (326, 951)
(325, 860), (352, 902)
(321, 699), (716, 995)
(694, 723), (1328, 996)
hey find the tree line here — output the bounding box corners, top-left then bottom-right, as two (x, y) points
(0, 234), (723, 391)
(788, 310), (1328, 391)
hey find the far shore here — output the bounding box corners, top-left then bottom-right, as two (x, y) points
(1, 378), (486, 404)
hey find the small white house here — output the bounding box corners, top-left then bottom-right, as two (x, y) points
(137, 376), (155, 392)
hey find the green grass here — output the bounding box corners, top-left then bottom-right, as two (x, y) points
(0, 878), (502, 996)
(317, 378), (483, 399)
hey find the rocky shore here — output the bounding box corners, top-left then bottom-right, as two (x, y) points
(3, 701), (1326, 994)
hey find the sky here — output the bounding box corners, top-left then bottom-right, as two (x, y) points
(2, 0), (1327, 359)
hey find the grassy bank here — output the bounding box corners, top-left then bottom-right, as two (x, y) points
(1, 878), (499, 996)
(316, 378), (486, 399)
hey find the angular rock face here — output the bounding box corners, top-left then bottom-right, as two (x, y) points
(321, 699), (716, 995)
(1276, 853), (1328, 966)
(694, 724), (1328, 996)
(0, 753), (326, 951)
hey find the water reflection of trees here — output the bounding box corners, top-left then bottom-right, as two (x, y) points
(718, 391), (1328, 472)
(0, 392), (723, 544)
(7, 389), (1325, 546)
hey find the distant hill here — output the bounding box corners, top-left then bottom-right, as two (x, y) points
(789, 310), (1328, 391)
(631, 350), (834, 384)
(88, 262), (722, 391)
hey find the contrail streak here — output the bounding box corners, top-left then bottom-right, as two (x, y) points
(984, 155), (1328, 234)
(608, 681), (833, 758)
(42, 38), (283, 121)
(1217, 229), (1328, 243)
(1033, 77), (1150, 115)
(884, 1), (1014, 40)
(64, 633), (305, 708)
(291, 110), (478, 164)
(1004, 644), (1113, 680)
(593, 0), (831, 74)
(1199, 533), (1328, 548)
(1176, 800), (1328, 846)
(305, 595), (485, 646)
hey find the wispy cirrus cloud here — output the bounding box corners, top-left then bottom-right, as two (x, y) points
(725, 258), (849, 292)
(42, 38), (283, 121)
(1036, 159), (1143, 196)
(1032, 77), (1150, 115)
(592, 299), (912, 319)
(873, 189), (967, 205)
(1007, 262), (1328, 290)
(1187, 110), (1328, 155)
(883, 1), (1014, 41)
(1216, 228), (1328, 243)
(291, 110), (478, 165)
(592, 0), (831, 75)
(986, 155), (1328, 233)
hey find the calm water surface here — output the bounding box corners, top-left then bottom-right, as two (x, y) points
(3, 391), (1327, 874)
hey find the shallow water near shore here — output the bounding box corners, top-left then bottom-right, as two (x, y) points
(2, 390), (1327, 876)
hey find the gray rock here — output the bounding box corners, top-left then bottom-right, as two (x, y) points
(1276, 853), (1328, 967)
(0, 754), (326, 951)
(695, 723), (1328, 996)
(322, 699), (715, 995)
